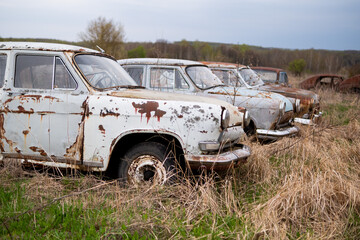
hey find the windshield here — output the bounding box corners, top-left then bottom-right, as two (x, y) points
(255, 70), (277, 83)
(186, 66), (224, 89)
(211, 68), (246, 87)
(238, 68), (264, 86)
(75, 54), (137, 89)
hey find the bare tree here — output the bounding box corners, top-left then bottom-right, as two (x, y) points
(79, 17), (126, 59)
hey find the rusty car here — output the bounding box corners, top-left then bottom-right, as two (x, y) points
(252, 66), (290, 86)
(0, 42), (251, 185)
(299, 74), (344, 90)
(203, 62), (322, 125)
(338, 74), (360, 93)
(118, 58), (299, 141)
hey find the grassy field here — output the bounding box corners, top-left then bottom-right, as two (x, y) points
(1, 86), (360, 239)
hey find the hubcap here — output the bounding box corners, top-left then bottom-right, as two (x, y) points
(128, 155), (167, 185)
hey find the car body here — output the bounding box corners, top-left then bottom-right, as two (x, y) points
(0, 42), (251, 184)
(299, 74), (344, 90)
(252, 66), (290, 86)
(338, 74), (360, 93)
(119, 58), (299, 140)
(203, 62), (322, 125)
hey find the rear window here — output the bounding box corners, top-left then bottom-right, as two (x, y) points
(255, 69), (277, 83)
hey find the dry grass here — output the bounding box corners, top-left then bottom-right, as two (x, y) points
(1, 89), (360, 239)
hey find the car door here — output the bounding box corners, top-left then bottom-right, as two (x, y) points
(1, 52), (86, 164)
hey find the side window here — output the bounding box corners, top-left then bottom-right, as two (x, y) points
(150, 68), (189, 90)
(15, 55), (76, 90)
(125, 67), (144, 85)
(54, 57), (77, 89)
(279, 72), (288, 84)
(212, 69), (229, 84)
(15, 55), (53, 89)
(0, 54), (6, 87)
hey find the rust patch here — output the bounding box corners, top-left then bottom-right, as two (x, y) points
(132, 101), (166, 123)
(23, 130), (29, 135)
(99, 125), (105, 134)
(0, 114), (5, 152)
(29, 146), (47, 156)
(100, 109), (120, 117)
(64, 97), (88, 160)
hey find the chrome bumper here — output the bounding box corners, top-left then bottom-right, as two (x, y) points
(185, 144), (251, 171)
(294, 112), (322, 125)
(256, 126), (299, 140)
(198, 126), (245, 151)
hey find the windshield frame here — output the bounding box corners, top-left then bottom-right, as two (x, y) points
(185, 65), (226, 90)
(73, 53), (138, 90)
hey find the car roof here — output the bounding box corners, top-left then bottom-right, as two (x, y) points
(200, 61), (245, 69)
(252, 66), (285, 72)
(118, 58), (203, 66)
(0, 42), (98, 53)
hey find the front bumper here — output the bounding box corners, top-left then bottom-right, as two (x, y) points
(256, 126), (299, 140)
(294, 112), (322, 125)
(199, 126), (245, 151)
(185, 144), (251, 171)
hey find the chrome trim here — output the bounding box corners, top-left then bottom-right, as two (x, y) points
(186, 144), (251, 170)
(256, 126), (299, 140)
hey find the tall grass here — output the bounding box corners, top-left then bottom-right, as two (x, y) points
(1, 88), (360, 239)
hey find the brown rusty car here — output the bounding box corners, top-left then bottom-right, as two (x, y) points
(299, 74), (344, 90)
(338, 75), (360, 93)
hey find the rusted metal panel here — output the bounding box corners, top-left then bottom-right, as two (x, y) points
(338, 75), (360, 92)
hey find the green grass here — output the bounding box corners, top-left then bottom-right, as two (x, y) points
(1, 91), (360, 239)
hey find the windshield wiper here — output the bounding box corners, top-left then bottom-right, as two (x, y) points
(208, 84), (227, 89)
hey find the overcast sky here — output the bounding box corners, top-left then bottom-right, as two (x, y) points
(1, 0), (359, 50)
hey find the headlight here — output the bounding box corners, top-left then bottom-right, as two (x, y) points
(295, 99), (301, 113)
(279, 101), (286, 117)
(237, 107), (250, 127)
(221, 108), (230, 129)
(243, 109), (251, 127)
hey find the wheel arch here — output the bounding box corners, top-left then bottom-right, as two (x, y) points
(105, 130), (186, 174)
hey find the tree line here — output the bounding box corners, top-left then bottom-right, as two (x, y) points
(123, 40), (360, 77)
(2, 17), (359, 77)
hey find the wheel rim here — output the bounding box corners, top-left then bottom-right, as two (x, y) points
(127, 155), (167, 185)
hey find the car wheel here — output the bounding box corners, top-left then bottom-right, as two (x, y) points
(118, 142), (175, 186)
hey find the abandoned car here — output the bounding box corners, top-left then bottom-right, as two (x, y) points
(118, 58), (299, 140)
(299, 74), (344, 90)
(252, 66), (290, 86)
(338, 74), (360, 93)
(0, 42), (252, 185)
(203, 62), (322, 125)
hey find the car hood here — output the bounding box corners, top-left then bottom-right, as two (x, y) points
(259, 85), (319, 105)
(204, 86), (293, 112)
(106, 88), (243, 126)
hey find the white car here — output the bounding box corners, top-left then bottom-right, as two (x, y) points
(119, 58), (299, 140)
(0, 42), (251, 185)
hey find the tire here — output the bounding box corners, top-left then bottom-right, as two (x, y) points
(118, 142), (176, 186)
